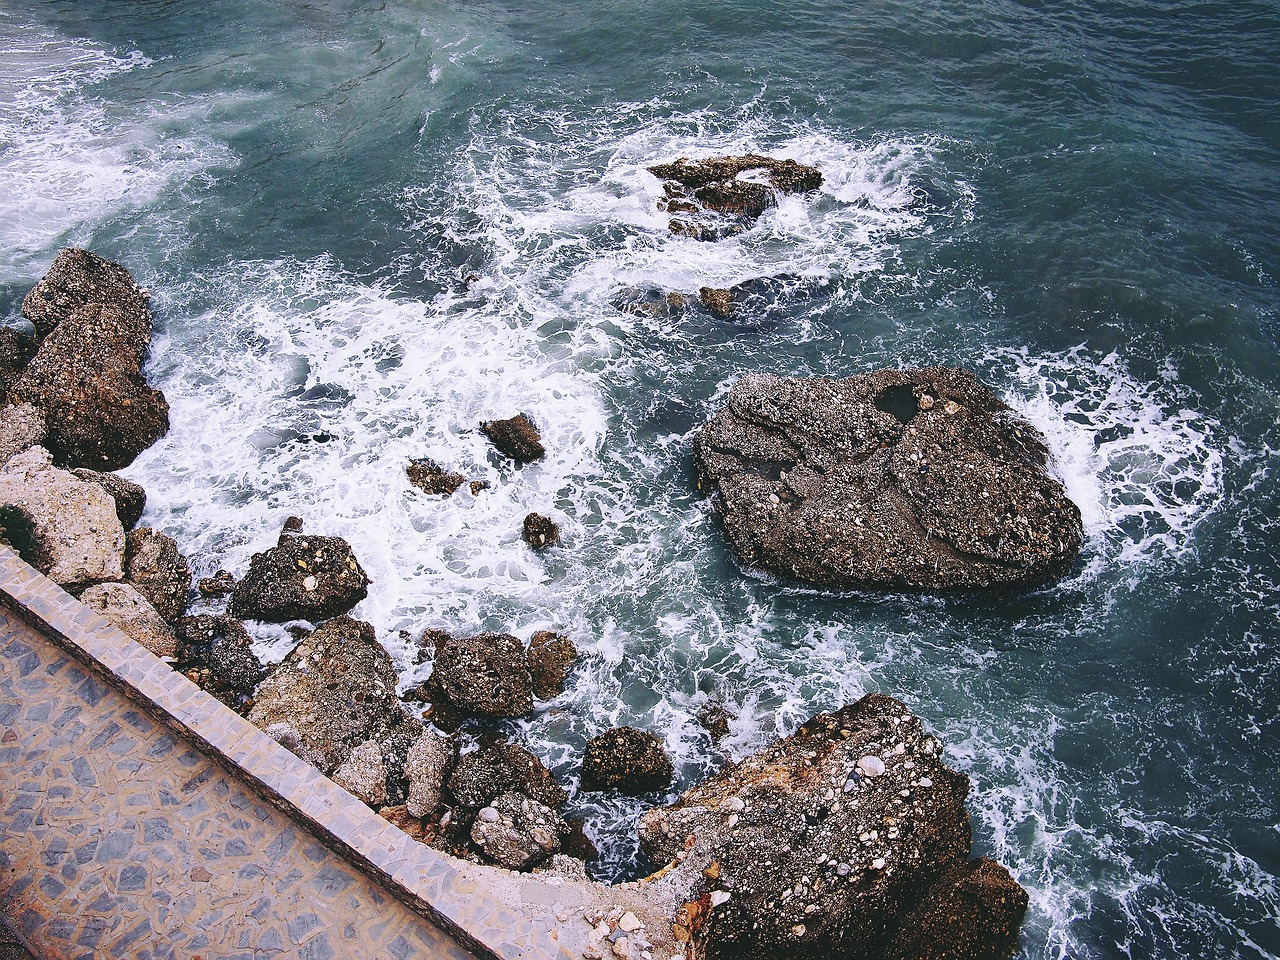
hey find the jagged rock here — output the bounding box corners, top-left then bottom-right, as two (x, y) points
(447, 740), (567, 811)
(406, 458), (467, 496)
(470, 791), (566, 871)
(196, 570), (237, 597)
(174, 614), (263, 709)
(70, 469), (146, 530)
(535, 853), (592, 882)
(378, 805), (433, 844)
(124, 528), (191, 623)
(247, 616), (410, 774)
(697, 699), (733, 743)
(694, 368), (1084, 592)
(20, 248), (150, 341)
(638, 693), (1027, 960)
(522, 513), (560, 550)
(428, 631), (534, 718)
(481, 413), (545, 464)
(0, 403), (45, 467)
(0, 329), (37, 402)
(404, 731), (456, 818)
(612, 276), (823, 324)
(230, 524), (370, 622)
(79, 582), (177, 658)
(649, 155), (823, 239)
(332, 740), (388, 808)
(581, 727), (673, 794)
(527, 630), (576, 700)
(0, 446), (124, 585)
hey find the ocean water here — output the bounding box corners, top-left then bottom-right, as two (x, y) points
(1, 1), (1277, 956)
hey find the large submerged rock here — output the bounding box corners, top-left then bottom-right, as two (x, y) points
(639, 693), (1028, 960)
(230, 523), (370, 622)
(694, 368), (1083, 591)
(582, 726), (674, 795)
(649, 155), (823, 240)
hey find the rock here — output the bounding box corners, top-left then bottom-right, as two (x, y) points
(649, 155), (823, 239)
(481, 413), (545, 464)
(429, 631), (534, 718)
(404, 731), (456, 818)
(70, 469), (146, 530)
(378, 805), (432, 844)
(246, 616), (410, 773)
(0, 446), (124, 585)
(880, 857), (1029, 960)
(196, 570), (237, 597)
(693, 368), (1084, 592)
(0, 403), (46, 467)
(581, 727), (674, 794)
(637, 693), (1027, 960)
(406, 458), (467, 496)
(469, 791), (565, 870)
(332, 740), (388, 808)
(230, 524), (370, 622)
(535, 853), (592, 882)
(124, 528), (191, 623)
(0, 328), (38, 403)
(446, 739), (567, 811)
(20, 248), (150, 342)
(613, 276), (823, 324)
(79, 582), (177, 658)
(522, 512), (560, 550)
(174, 614), (263, 710)
(527, 630), (576, 700)
(697, 699), (733, 743)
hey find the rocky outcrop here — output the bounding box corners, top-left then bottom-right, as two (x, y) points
(612, 276), (825, 325)
(527, 631), (576, 700)
(0, 446), (124, 585)
(230, 523), (370, 622)
(0, 403), (45, 467)
(581, 727), (674, 794)
(174, 614), (263, 710)
(70, 469), (146, 530)
(694, 368), (1083, 592)
(481, 413), (545, 464)
(20, 247), (149, 341)
(522, 513), (560, 550)
(247, 616), (415, 775)
(124, 528), (191, 623)
(427, 631), (535, 718)
(638, 694), (1027, 960)
(649, 155), (823, 240)
(79, 582), (177, 658)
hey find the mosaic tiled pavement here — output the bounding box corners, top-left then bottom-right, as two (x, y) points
(0, 604), (481, 960)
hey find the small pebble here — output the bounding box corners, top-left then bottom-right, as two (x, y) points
(856, 756), (886, 778)
(709, 890), (731, 907)
(478, 806), (500, 823)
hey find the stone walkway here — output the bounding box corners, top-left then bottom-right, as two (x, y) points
(0, 604), (479, 960)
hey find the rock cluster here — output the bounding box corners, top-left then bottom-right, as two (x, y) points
(639, 693), (1028, 960)
(173, 614), (263, 711)
(694, 367), (1084, 591)
(419, 628), (577, 722)
(614, 275), (822, 324)
(649, 155), (823, 240)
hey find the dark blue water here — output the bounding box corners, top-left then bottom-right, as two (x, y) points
(2, 2), (1277, 956)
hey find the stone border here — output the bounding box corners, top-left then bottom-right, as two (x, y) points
(0, 546), (628, 960)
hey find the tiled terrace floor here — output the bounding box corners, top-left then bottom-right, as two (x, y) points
(0, 604), (479, 960)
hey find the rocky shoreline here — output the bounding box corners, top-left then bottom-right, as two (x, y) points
(1, 182), (1056, 958)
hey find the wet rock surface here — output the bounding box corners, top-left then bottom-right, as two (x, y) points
(638, 693), (1027, 960)
(124, 528), (191, 623)
(481, 413), (545, 464)
(522, 512), (560, 550)
(79, 581), (177, 659)
(230, 523), (370, 622)
(20, 247), (149, 341)
(649, 155), (823, 240)
(527, 630), (577, 700)
(612, 275), (825, 325)
(173, 614), (263, 711)
(447, 739), (568, 811)
(694, 367), (1084, 592)
(406, 458), (468, 496)
(70, 469), (146, 531)
(427, 631), (535, 718)
(581, 727), (674, 794)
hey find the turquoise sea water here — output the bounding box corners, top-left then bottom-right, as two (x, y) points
(1, 1), (1277, 956)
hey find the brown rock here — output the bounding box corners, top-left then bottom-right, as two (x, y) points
(581, 727), (673, 794)
(230, 524), (370, 623)
(429, 631), (534, 718)
(196, 569), (237, 597)
(70, 469), (146, 530)
(447, 739), (567, 811)
(481, 413), (545, 463)
(648, 155), (823, 240)
(124, 527), (191, 623)
(522, 512), (560, 550)
(0, 328), (37, 403)
(21, 248), (150, 341)
(527, 630), (576, 700)
(406, 458), (467, 496)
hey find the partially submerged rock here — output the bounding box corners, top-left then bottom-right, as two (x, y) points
(196, 569), (237, 597)
(406, 458), (467, 496)
(70, 469), (146, 531)
(694, 368), (1083, 592)
(428, 631), (535, 718)
(522, 512), (560, 550)
(174, 614), (263, 710)
(638, 694), (1027, 960)
(527, 630), (577, 700)
(612, 275), (824, 324)
(447, 739), (568, 811)
(230, 522), (370, 622)
(80, 581), (177, 658)
(481, 413), (545, 464)
(124, 527), (191, 623)
(581, 727), (674, 794)
(649, 155), (823, 240)
(0, 446), (124, 585)
(21, 247), (150, 341)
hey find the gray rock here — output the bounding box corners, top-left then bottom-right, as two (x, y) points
(79, 581), (177, 658)
(470, 791), (565, 871)
(581, 727), (673, 794)
(21, 248), (150, 341)
(429, 631), (534, 718)
(331, 740), (388, 808)
(694, 368), (1083, 592)
(124, 527), (191, 623)
(0, 403), (46, 467)
(404, 731), (456, 818)
(446, 740), (567, 811)
(230, 524), (370, 623)
(174, 614), (263, 709)
(70, 469), (146, 530)
(0, 446), (124, 585)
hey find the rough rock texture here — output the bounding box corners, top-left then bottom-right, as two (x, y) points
(638, 693), (1027, 960)
(429, 631), (534, 718)
(230, 525), (370, 622)
(0, 328), (38, 402)
(481, 414), (545, 464)
(613, 276), (823, 325)
(332, 740), (389, 808)
(124, 527), (191, 623)
(649, 155), (823, 240)
(447, 740), (568, 811)
(694, 368), (1083, 592)
(404, 731), (456, 818)
(247, 616), (412, 774)
(70, 468), (146, 530)
(697, 699), (733, 743)
(470, 792), (566, 871)
(581, 727), (674, 794)
(197, 570), (237, 597)
(173, 614), (263, 710)
(0, 446), (124, 585)
(0, 403), (45, 467)
(406, 458), (467, 496)
(21, 248), (149, 341)
(527, 630), (577, 701)
(522, 513), (560, 550)
(79, 582), (177, 658)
